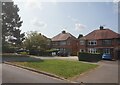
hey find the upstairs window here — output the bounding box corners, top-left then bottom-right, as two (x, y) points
(117, 38), (120, 44)
(88, 40), (97, 45)
(60, 41), (66, 45)
(52, 42), (58, 46)
(80, 40), (85, 45)
(102, 40), (112, 45)
(67, 41), (70, 45)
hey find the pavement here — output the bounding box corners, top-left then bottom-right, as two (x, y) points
(0, 64), (2, 84)
(30, 56), (79, 61)
(2, 64), (69, 83)
(73, 60), (118, 83)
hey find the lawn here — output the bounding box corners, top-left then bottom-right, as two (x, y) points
(13, 59), (98, 79)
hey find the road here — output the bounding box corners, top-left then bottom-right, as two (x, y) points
(74, 60), (118, 83)
(2, 64), (69, 83)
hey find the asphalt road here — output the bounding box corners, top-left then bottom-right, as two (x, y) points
(2, 64), (69, 83)
(74, 60), (118, 83)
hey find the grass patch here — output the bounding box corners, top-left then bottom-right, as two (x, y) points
(13, 59), (98, 79)
(2, 53), (29, 57)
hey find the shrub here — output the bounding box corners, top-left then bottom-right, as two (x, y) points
(2, 46), (16, 53)
(71, 51), (77, 56)
(29, 50), (52, 56)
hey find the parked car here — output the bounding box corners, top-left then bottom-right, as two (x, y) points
(57, 51), (68, 57)
(102, 53), (112, 60)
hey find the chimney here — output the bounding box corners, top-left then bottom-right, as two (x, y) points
(100, 26), (104, 30)
(62, 30), (66, 34)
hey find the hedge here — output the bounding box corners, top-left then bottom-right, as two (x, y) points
(29, 50), (55, 56)
(78, 52), (102, 62)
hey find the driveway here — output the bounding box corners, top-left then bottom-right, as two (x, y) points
(74, 60), (118, 83)
(2, 64), (69, 83)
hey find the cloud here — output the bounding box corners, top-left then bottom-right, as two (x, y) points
(26, 0), (42, 10)
(31, 18), (47, 28)
(13, 0), (43, 10)
(67, 15), (86, 31)
(112, 0), (120, 14)
(75, 23), (86, 31)
(113, 0), (120, 3)
(67, 15), (79, 22)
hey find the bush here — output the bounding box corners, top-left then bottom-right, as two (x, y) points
(29, 50), (52, 56)
(19, 52), (29, 55)
(2, 46), (16, 53)
(39, 51), (52, 56)
(78, 52), (102, 62)
(71, 51), (77, 56)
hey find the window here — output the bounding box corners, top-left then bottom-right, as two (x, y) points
(60, 41), (66, 45)
(80, 49), (85, 52)
(102, 40), (112, 45)
(118, 39), (120, 44)
(67, 41), (70, 45)
(88, 40), (97, 45)
(88, 48), (97, 53)
(80, 40), (85, 45)
(52, 42), (58, 46)
(103, 49), (111, 54)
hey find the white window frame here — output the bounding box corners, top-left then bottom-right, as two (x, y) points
(104, 49), (111, 54)
(80, 49), (85, 52)
(80, 40), (85, 45)
(88, 40), (97, 45)
(88, 48), (97, 53)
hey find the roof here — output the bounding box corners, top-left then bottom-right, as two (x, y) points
(81, 28), (120, 40)
(52, 31), (76, 41)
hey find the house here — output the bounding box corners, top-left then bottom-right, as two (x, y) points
(78, 26), (120, 59)
(51, 30), (78, 56)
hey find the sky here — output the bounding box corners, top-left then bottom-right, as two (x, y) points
(13, 0), (119, 38)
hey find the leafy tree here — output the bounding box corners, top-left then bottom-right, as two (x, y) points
(23, 31), (51, 51)
(2, 2), (25, 52)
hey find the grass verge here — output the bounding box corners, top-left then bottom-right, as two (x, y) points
(12, 59), (98, 79)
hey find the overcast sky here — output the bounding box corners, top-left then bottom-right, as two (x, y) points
(13, 0), (119, 38)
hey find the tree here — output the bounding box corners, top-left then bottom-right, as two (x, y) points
(2, 2), (25, 52)
(23, 31), (51, 51)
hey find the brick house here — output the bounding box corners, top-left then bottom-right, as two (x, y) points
(51, 31), (78, 55)
(78, 26), (120, 59)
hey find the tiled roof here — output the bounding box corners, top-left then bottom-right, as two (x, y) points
(81, 28), (120, 40)
(52, 31), (76, 41)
